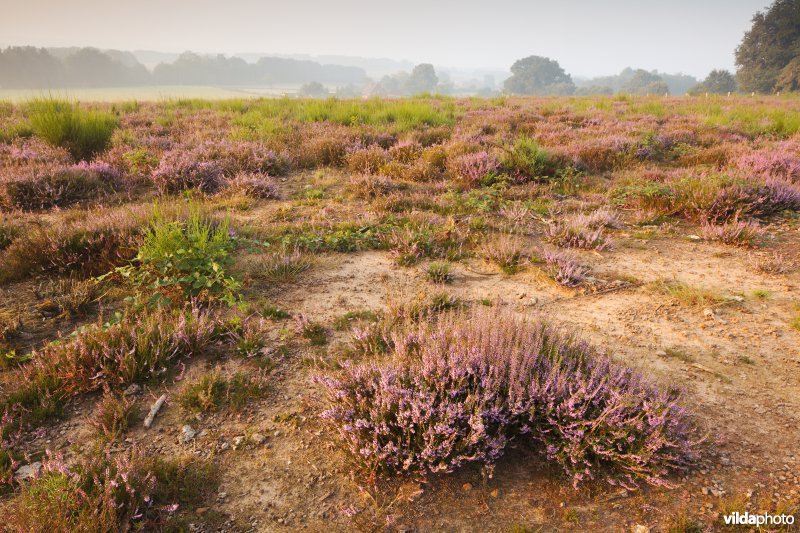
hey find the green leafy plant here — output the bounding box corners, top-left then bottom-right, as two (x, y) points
(114, 206), (241, 307)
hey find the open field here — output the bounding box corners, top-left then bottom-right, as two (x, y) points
(0, 85), (320, 103)
(0, 95), (798, 531)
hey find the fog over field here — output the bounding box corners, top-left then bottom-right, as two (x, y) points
(0, 0), (774, 92)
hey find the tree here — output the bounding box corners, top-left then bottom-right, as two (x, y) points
(620, 69), (669, 95)
(735, 0), (800, 93)
(504, 55), (575, 95)
(298, 81), (328, 98)
(405, 63), (438, 94)
(689, 69), (737, 95)
(776, 56), (800, 92)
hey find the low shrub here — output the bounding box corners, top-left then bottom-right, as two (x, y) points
(446, 151), (501, 188)
(90, 390), (138, 441)
(223, 172), (280, 200)
(317, 308), (699, 488)
(0, 208), (145, 283)
(27, 99), (118, 161)
(6, 304), (218, 428)
(345, 146), (389, 174)
(480, 234), (527, 274)
(0, 164), (115, 211)
(150, 150), (223, 195)
(116, 207), (240, 306)
(426, 261), (453, 284)
(501, 136), (555, 181)
(541, 249), (591, 287)
(545, 215), (610, 250)
(700, 219), (765, 247)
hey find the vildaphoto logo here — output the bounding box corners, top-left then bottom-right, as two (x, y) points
(723, 511), (795, 527)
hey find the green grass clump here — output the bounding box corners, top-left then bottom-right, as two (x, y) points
(117, 205), (240, 306)
(177, 368), (266, 414)
(501, 136), (554, 180)
(27, 98), (117, 161)
(426, 261), (454, 283)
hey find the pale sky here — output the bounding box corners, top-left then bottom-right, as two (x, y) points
(0, 0), (773, 77)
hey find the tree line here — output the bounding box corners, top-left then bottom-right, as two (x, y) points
(0, 47), (367, 89)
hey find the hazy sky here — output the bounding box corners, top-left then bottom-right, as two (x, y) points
(0, 0), (773, 77)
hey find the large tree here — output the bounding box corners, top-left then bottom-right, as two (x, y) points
(688, 69), (738, 95)
(735, 0), (800, 93)
(405, 63), (438, 94)
(503, 55), (575, 96)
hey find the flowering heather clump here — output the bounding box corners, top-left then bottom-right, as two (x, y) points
(703, 178), (800, 223)
(0, 163), (116, 211)
(545, 215), (610, 250)
(90, 390), (138, 441)
(701, 219), (765, 247)
(224, 172), (281, 199)
(4, 449), (157, 531)
(345, 145), (390, 174)
(151, 149), (223, 194)
(317, 308), (699, 488)
(194, 140), (289, 177)
(749, 251), (796, 275)
(6, 304), (217, 428)
(388, 140), (423, 164)
(480, 234), (527, 274)
(447, 151), (501, 188)
(348, 173), (395, 199)
(0, 207), (146, 282)
(541, 249), (591, 287)
(737, 145), (800, 182)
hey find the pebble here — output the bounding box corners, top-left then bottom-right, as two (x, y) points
(181, 425), (197, 443)
(632, 525), (650, 533)
(14, 462), (42, 482)
(462, 483), (472, 492)
(251, 433), (267, 445)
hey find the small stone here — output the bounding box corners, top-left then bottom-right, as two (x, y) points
(703, 308), (715, 319)
(181, 425), (197, 443)
(232, 436), (245, 449)
(251, 433), (267, 445)
(123, 383), (141, 397)
(462, 483), (472, 492)
(632, 525), (650, 533)
(14, 462), (42, 482)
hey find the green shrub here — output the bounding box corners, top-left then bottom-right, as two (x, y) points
(501, 136), (553, 181)
(116, 206), (241, 306)
(27, 99), (117, 161)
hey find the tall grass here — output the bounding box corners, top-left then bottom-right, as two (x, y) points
(26, 98), (117, 161)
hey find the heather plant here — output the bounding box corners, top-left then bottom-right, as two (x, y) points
(151, 149), (223, 194)
(5, 304), (217, 428)
(317, 308), (699, 488)
(345, 145), (389, 174)
(90, 390), (138, 441)
(295, 314), (328, 345)
(116, 206), (240, 306)
(383, 223), (466, 266)
(541, 249), (591, 287)
(348, 173), (395, 199)
(0, 207), (145, 283)
(3, 449), (156, 532)
(27, 98), (118, 161)
(0, 164), (116, 211)
(223, 172), (281, 199)
(447, 151), (501, 188)
(700, 219), (765, 247)
(426, 261), (453, 284)
(480, 234), (527, 274)
(545, 215), (610, 250)
(737, 146), (800, 181)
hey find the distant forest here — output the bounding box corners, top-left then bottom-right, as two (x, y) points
(0, 47), (367, 89)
